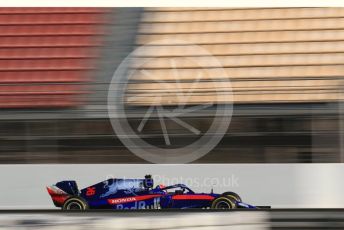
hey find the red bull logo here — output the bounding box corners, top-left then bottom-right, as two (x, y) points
(116, 197), (161, 210)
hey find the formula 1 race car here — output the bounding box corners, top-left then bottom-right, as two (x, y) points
(47, 175), (258, 210)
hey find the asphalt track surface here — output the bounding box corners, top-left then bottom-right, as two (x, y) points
(0, 208), (341, 213)
(0, 209), (344, 229)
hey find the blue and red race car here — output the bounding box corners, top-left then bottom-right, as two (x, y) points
(47, 175), (258, 210)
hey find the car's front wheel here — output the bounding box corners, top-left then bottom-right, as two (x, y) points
(211, 196), (236, 209)
(62, 197), (88, 210)
(222, 191), (242, 202)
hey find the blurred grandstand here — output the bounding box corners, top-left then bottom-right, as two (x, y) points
(0, 7), (343, 163)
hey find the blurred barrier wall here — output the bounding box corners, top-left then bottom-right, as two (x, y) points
(0, 8), (110, 108)
(0, 8), (344, 211)
(0, 8), (343, 163)
(133, 7), (344, 104)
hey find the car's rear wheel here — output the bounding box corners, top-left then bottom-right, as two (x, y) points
(62, 197), (88, 211)
(211, 196), (236, 209)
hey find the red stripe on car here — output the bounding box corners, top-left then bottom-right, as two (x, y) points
(172, 195), (215, 200)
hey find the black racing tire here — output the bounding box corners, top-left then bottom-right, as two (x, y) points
(62, 197), (89, 211)
(222, 192), (242, 202)
(211, 196), (236, 209)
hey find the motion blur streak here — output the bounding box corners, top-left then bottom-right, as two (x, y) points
(0, 212), (269, 230)
(1, 211), (344, 229)
(0, 7), (344, 163)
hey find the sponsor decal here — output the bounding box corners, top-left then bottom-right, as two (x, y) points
(108, 194), (163, 205)
(86, 187), (96, 196)
(109, 197), (137, 204)
(116, 197), (161, 210)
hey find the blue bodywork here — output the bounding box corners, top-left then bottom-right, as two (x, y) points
(47, 176), (257, 209)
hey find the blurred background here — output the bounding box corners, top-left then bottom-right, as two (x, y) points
(0, 7), (344, 163)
